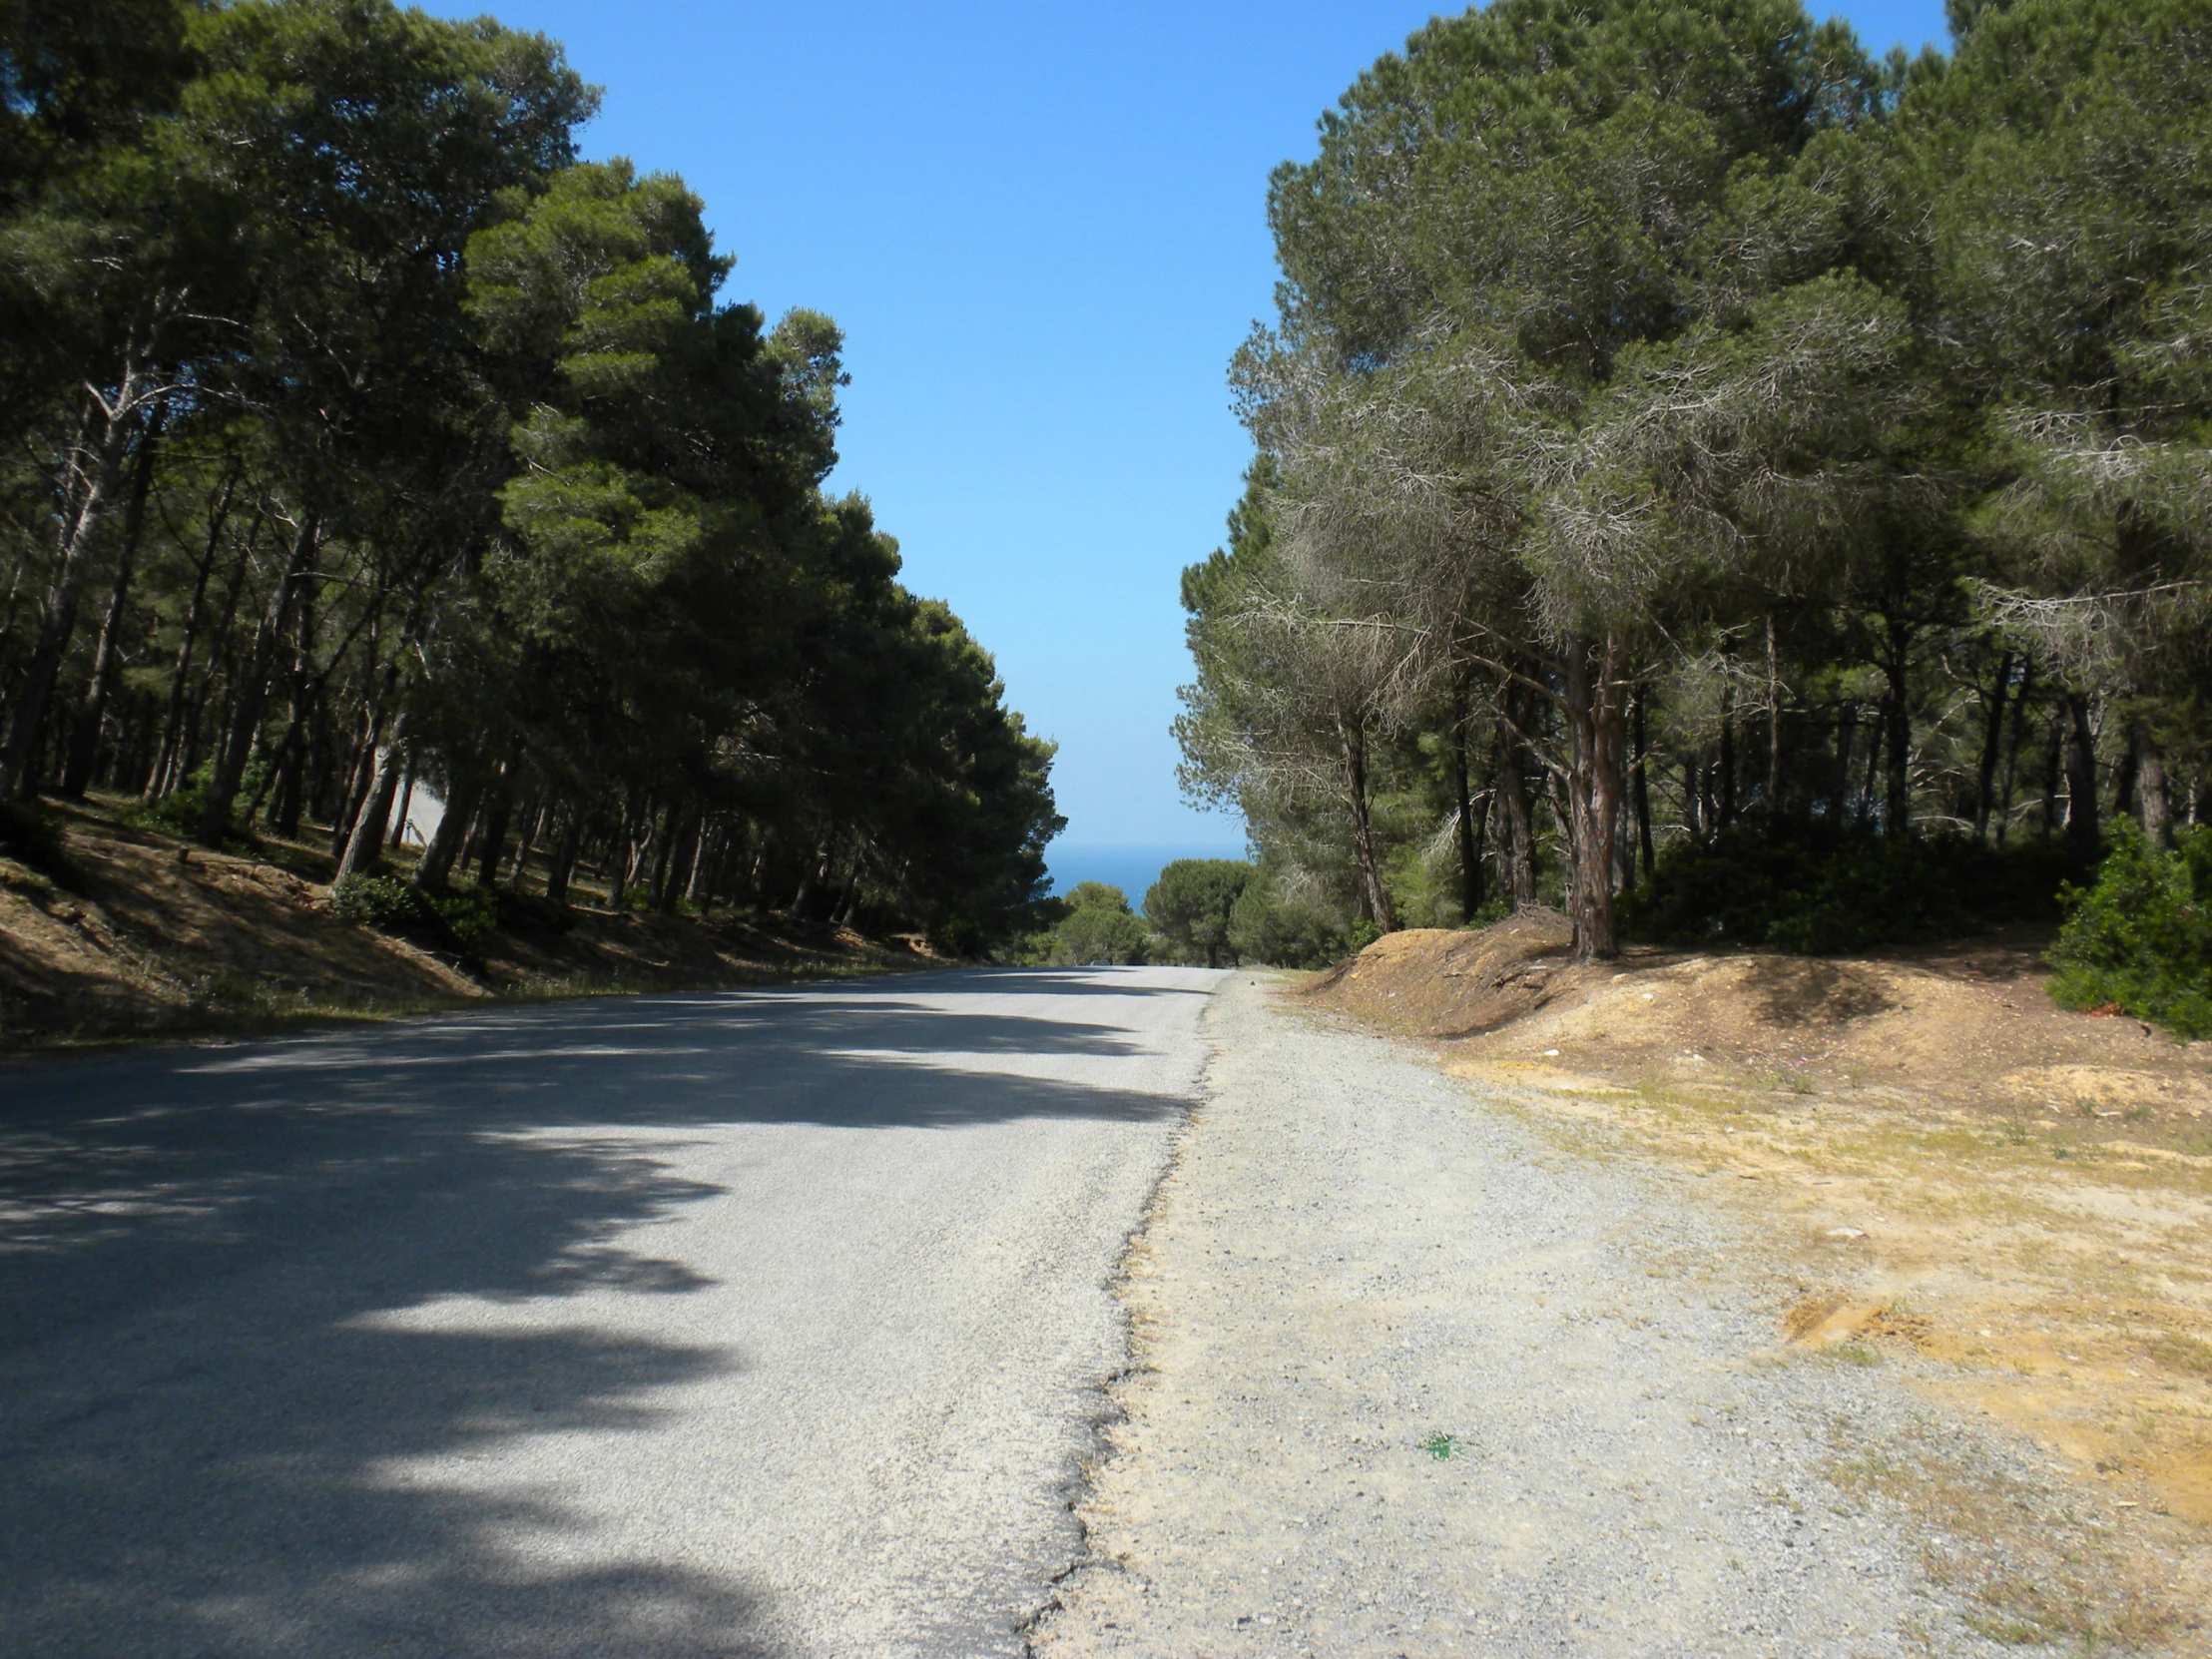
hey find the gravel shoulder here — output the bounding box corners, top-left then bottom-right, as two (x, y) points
(1032, 977), (2033, 1658)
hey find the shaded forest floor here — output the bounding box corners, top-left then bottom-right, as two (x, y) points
(1308, 918), (2212, 1649)
(0, 794), (935, 1049)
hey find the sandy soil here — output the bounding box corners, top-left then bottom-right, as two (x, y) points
(1304, 916), (2212, 1647)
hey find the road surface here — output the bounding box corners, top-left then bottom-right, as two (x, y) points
(0, 966), (1220, 1658)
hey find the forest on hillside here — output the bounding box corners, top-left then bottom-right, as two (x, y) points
(1184, 0), (2212, 968)
(0, 0), (1060, 954)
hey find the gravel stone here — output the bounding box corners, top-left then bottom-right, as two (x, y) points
(1032, 977), (2021, 1658)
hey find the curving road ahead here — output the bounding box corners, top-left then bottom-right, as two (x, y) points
(0, 966), (1221, 1658)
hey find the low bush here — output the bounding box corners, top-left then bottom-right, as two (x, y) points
(331, 873), (501, 946)
(1620, 821), (2079, 955)
(329, 872), (424, 931)
(131, 760), (261, 846)
(430, 884), (500, 944)
(1048, 882), (1152, 965)
(2047, 824), (2212, 1039)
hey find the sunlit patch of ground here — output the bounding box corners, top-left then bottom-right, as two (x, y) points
(1305, 916), (2212, 1650)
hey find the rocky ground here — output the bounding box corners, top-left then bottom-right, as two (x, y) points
(1030, 976), (2194, 1657)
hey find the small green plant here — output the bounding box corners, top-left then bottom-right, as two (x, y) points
(333, 872), (502, 946)
(2047, 822), (2212, 1039)
(1417, 1431), (1460, 1460)
(428, 884), (499, 944)
(131, 759), (260, 846)
(1830, 1343), (1881, 1367)
(330, 872), (426, 931)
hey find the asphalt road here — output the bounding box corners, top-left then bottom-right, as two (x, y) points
(0, 966), (1221, 1658)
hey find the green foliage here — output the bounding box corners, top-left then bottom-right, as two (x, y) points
(2048, 824), (2212, 1039)
(430, 885), (500, 945)
(0, 0), (1055, 957)
(1142, 858), (1252, 967)
(331, 873), (499, 945)
(329, 872), (425, 932)
(1048, 882), (1152, 966)
(1621, 823), (2076, 954)
(1225, 872), (1351, 969)
(130, 761), (256, 846)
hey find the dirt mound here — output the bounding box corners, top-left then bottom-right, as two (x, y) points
(0, 800), (925, 1045)
(1303, 908), (1573, 1037)
(1305, 912), (2212, 1117)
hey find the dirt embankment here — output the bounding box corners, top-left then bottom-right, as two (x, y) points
(1307, 915), (2212, 1645)
(0, 798), (931, 1045)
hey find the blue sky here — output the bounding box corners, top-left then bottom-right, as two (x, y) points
(425, 1), (1955, 891)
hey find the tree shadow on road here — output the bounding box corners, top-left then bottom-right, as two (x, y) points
(0, 978), (1199, 1657)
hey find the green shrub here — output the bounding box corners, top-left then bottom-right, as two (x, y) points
(1225, 874), (1350, 968)
(330, 872), (426, 931)
(332, 873), (503, 946)
(429, 884), (500, 944)
(1620, 821), (2077, 955)
(1048, 883), (1153, 965)
(132, 759), (260, 845)
(2047, 823), (2212, 1039)
(1142, 858), (1252, 967)
(0, 801), (81, 887)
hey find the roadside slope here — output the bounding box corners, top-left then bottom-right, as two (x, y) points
(0, 799), (925, 1042)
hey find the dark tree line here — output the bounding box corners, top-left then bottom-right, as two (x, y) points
(0, 0), (1059, 951)
(1182, 0), (2212, 962)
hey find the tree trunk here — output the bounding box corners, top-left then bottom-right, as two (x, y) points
(658, 808), (699, 912)
(1765, 613), (1782, 813)
(1450, 683), (1483, 921)
(2136, 717), (2171, 845)
(1860, 706), (1885, 829)
(335, 716), (406, 880)
(199, 510), (319, 842)
(389, 772), (413, 849)
(330, 704), (382, 855)
(2062, 691), (2100, 858)
(1496, 694), (1539, 908)
(1972, 650), (2014, 844)
(1631, 691), (1654, 876)
(0, 371), (153, 797)
(61, 406), (166, 799)
(504, 798), (542, 883)
(1995, 662), (2033, 848)
(1829, 704), (1855, 826)
(1881, 619), (1913, 833)
(1717, 675), (1738, 829)
(475, 768), (514, 887)
(1335, 710), (1394, 930)
(1562, 635), (1626, 962)
(648, 803), (681, 907)
(543, 809), (583, 907)
(414, 776), (479, 890)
